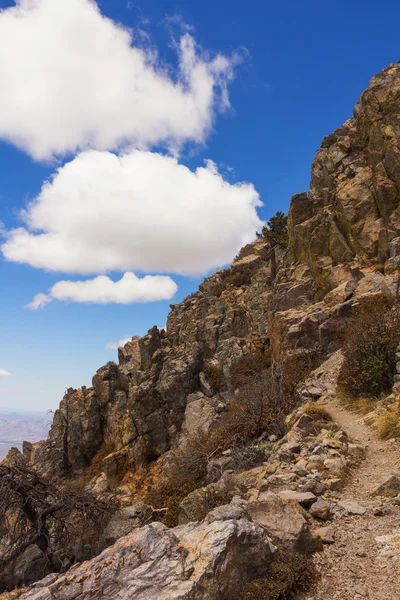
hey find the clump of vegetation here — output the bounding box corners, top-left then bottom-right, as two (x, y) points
(229, 444), (268, 471)
(218, 368), (294, 446)
(220, 261), (261, 289)
(337, 295), (400, 399)
(338, 392), (376, 414)
(238, 550), (317, 600)
(375, 398), (400, 439)
(231, 349), (271, 388)
(303, 402), (332, 422)
(144, 476), (205, 528)
(203, 363), (227, 392)
(256, 211), (289, 249)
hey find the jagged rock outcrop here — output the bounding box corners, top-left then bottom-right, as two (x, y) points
(290, 63), (400, 269)
(26, 62), (400, 497)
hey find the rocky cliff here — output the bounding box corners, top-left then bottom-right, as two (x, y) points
(26, 62), (400, 494)
(4, 61), (400, 599)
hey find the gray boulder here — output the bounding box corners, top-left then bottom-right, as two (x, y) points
(17, 519), (274, 600)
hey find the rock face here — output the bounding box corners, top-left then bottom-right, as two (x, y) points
(15, 519), (274, 600)
(28, 64), (400, 489)
(290, 63), (400, 269)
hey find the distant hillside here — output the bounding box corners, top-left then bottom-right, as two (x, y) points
(0, 410), (49, 460)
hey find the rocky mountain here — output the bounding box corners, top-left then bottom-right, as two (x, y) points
(28, 62), (400, 487)
(2, 62), (400, 599)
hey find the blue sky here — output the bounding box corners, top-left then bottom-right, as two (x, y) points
(0, 0), (399, 411)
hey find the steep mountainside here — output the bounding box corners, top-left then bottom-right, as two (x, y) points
(26, 62), (400, 491)
(2, 62), (400, 600)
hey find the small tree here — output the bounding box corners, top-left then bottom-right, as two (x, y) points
(257, 211), (288, 249)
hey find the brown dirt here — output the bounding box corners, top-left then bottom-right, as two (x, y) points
(300, 394), (400, 600)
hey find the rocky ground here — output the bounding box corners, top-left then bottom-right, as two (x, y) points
(299, 395), (400, 600)
(3, 61), (400, 598)
(1, 354), (400, 599)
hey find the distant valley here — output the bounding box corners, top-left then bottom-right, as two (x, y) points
(0, 409), (50, 460)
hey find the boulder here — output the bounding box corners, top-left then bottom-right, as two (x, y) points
(246, 491), (320, 553)
(16, 520), (274, 600)
(100, 504), (157, 550)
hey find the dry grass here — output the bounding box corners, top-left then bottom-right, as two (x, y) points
(231, 350), (271, 388)
(203, 363), (227, 392)
(337, 390), (377, 415)
(68, 440), (116, 491)
(144, 476), (205, 528)
(303, 402), (332, 422)
(238, 550), (317, 600)
(375, 399), (400, 439)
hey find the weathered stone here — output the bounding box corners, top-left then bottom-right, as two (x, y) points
(102, 447), (131, 489)
(100, 504), (157, 550)
(325, 478), (342, 491)
(338, 500), (367, 515)
(277, 490), (317, 508)
(375, 533), (400, 559)
(315, 526), (335, 544)
(199, 371), (214, 397)
(281, 442), (301, 454)
(309, 499), (331, 521)
(16, 520), (274, 600)
(246, 492), (320, 553)
(372, 473), (400, 497)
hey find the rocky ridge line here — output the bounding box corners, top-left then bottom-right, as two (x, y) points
(3, 61), (400, 599)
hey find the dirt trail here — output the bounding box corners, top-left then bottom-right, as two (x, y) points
(301, 395), (400, 600)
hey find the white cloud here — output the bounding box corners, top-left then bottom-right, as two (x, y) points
(0, 0), (236, 160)
(0, 370), (11, 377)
(105, 338), (132, 350)
(26, 293), (52, 310)
(27, 272), (177, 309)
(3, 150), (262, 275)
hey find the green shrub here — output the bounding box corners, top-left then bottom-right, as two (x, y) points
(337, 295), (400, 398)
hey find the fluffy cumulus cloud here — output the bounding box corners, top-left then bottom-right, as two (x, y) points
(0, 0), (236, 160)
(105, 338), (132, 350)
(0, 370), (11, 377)
(3, 150), (262, 276)
(26, 272), (177, 309)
